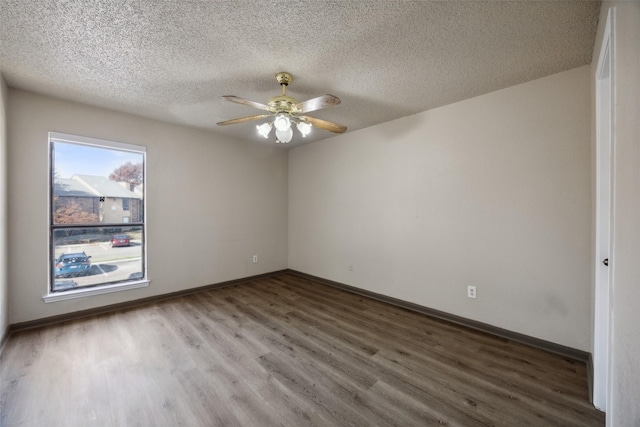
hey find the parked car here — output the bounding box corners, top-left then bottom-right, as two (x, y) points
(110, 234), (130, 247)
(54, 252), (91, 277)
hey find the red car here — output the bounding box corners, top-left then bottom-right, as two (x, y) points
(110, 234), (130, 247)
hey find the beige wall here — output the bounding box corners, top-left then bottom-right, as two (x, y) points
(7, 89), (288, 324)
(0, 77), (8, 340)
(289, 66), (592, 351)
(593, 3), (640, 425)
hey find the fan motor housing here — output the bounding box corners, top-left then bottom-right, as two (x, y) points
(268, 95), (300, 114)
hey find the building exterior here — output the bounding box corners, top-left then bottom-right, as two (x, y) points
(53, 174), (143, 224)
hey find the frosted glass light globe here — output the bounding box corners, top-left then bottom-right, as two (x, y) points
(297, 121), (312, 137)
(275, 127), (293, 143)
(256, 123), (271, 138)
(274, 114), (291, 132)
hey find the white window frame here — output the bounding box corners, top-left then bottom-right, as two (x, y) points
(44, 132), (149, 303)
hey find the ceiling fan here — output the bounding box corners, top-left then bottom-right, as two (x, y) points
(216, 72), (347, 143)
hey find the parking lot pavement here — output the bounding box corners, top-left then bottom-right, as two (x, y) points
(54, 258), (143, 290)
(55, 241), (142, 263)
(53, 241), (144, 290)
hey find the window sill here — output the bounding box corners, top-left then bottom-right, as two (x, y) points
(43, 280), (150, 303)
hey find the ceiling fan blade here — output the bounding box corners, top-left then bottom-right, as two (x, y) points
(216, 114), (271, 126)
(295, 94), (341, 114)
(222, 95), (271, 111)
(299, 115), (347, 133)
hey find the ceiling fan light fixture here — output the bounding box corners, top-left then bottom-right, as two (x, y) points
(218, 72), (346, 143)
(275, 127), (293, 143)
(274, 113), (291, 132)
(256, 122), (272, 138)
(296, 121), (312, 137)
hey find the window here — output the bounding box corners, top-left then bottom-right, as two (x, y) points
(48, 132), (147, 299)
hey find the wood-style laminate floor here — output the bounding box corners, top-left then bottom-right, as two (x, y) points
(1, 273), (604, 426)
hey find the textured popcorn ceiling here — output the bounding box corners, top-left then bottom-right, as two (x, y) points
(0, 0), (600, 147)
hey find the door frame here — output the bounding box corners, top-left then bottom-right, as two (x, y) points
(593, 7), (615, 414)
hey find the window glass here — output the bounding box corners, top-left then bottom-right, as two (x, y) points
(50, 133), (146, 293)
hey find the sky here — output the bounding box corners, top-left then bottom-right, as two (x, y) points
(53, 142), (143, 179)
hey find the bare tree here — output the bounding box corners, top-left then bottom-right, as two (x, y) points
(109, 162), (143, 189)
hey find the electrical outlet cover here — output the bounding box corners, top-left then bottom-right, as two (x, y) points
(467, 286), (477, 299)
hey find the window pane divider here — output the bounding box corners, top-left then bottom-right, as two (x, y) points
(51, 222), (144, 229)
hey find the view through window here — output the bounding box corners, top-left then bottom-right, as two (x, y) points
(50, 133), (146, 293)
